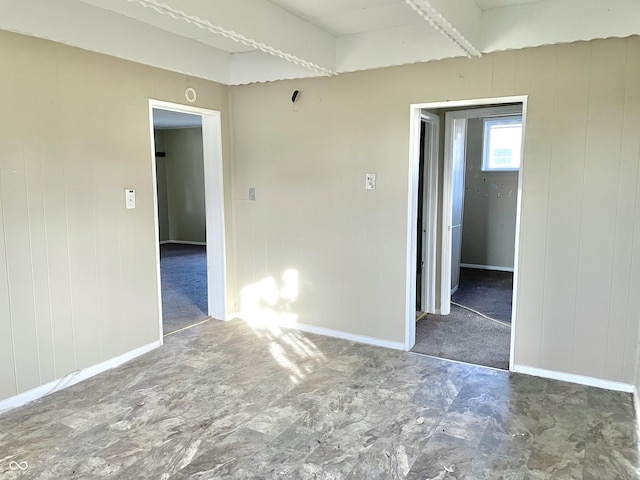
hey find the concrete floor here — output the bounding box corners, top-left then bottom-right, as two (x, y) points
(1, 318), (638, 479)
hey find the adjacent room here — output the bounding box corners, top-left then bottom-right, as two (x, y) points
(153, 109), (210, 335)
(413, 104), (521, 371)
(1, 0), (640, 478)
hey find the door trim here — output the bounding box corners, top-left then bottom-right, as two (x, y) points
(406, 95), (528, 372)
(148, 99), (228, 343)
(420, 112), (439, 314)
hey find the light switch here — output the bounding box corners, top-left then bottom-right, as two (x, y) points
(365, 173), (376, 190)
(125, 189), (136, 209)
(249, 187), (256, 201)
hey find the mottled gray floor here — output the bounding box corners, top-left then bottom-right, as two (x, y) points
(1, 319), (638, 479)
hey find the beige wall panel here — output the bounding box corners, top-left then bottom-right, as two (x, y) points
(491, 50), (518, 96)
(0, 105), (18, 399)
(0, 198), (17, 399)
(460, 118), (518, 269)
(231, 37), (640, 372)
(1, 168), (41, 392)
(613, 39), (640, 383)
(538, 42), (590, 372)
(164, 128), (206, 243)
(572, 40), (627, 379)
(0, 39), (25, 397)
(0, 31), (233, 402)
(512, 47), (557, 367)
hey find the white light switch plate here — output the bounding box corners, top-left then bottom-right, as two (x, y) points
(365, 173), (376, 190)
(125, 189), (136, 209)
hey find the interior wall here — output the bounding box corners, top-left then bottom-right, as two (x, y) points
(162, 128), (206, 244)
(230, 36), (640, 386)
(460, 117), (518, 270)
(0, 30), (233, 403)
(154, 130), (170, 243)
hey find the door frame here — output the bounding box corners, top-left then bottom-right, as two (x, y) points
(148, 99), (228, 342)
(406, 95), (527, 371)
(418, 113), (440, 314)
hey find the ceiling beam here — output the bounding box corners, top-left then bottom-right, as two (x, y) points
(405, 0), (482, 57)
(482, 0), (640, 53)
(119, 0), (337, 76)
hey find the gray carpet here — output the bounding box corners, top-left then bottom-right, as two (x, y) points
(160, 243), (208, 334)
(412, 305), (511, 370)
(452, 268), (513, 323)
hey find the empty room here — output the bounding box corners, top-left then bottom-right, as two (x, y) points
(1, 0), (640, 478)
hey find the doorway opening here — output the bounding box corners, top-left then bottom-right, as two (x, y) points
(149, 100), (227, 340)
(405, 96), (527, 371)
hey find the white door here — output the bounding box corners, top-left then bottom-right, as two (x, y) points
(450, 118), (466, 294)
(420, 113), (439, 313)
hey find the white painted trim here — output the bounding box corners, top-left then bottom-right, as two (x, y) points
(233, 314), (407, 351)
(460, 263), (514, 273)
(421, 112), (440, 315)
(510, 96), (528, 369)
(0, 341), (161, 414)
(163, 240), (207, 246)
(149, 100), (229, 333)
(512, 365), (634, 393)
(159, 240), (171, 245)
(202, 113), (228, 321)
(634, 387), (640, 441)
(408, 95), (528, 373)
(405, 107), (422, 350)
(293, 322), (406, 351)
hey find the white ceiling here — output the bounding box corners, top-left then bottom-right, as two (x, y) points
(1, 0), (639, 85)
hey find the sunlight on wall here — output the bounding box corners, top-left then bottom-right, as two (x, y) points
(240, 269), (299, 327)
(239, 269), (326, 384)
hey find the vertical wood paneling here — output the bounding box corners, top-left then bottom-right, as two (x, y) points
(231, 38), (640, 367)
(573, 40), (627, 378)
(620, 39), (640, 384)
(0, 153), (18, 401)
(0, 31), (234, 403)
(539, 42), (590, 372)
(0, 35), (19, 399)
(1, 163), (41, 392)
(513, 47), (557, 367)
(20, 43), (62, 384)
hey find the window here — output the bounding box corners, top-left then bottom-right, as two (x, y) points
(482, 116), (522, 171)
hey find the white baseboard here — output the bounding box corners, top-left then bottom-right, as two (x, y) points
(0, 340), (161, 415)
(164, 240), (206, 246)
(634, 387), (640, 440)
(291, 322), (406, 350)
(512, 364), (634, 393)
(231, 314), (405, 351)
(460, 263), (514, 273)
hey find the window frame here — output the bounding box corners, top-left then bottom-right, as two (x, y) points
(482, 115), (522, 172)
